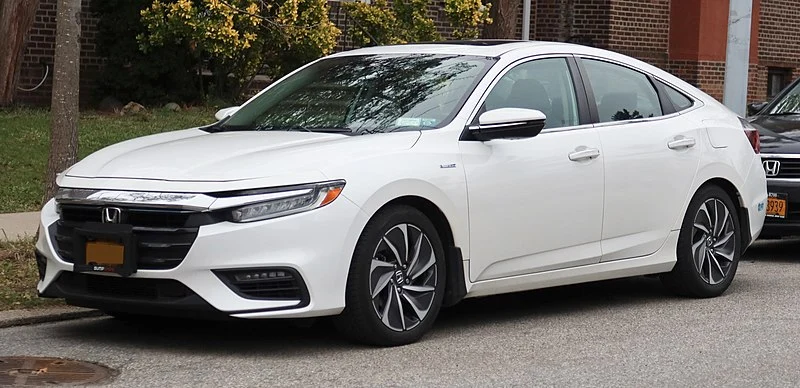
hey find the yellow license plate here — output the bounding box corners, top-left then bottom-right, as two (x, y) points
(85, 241), (124, 265)
(767, 196), (787, 218)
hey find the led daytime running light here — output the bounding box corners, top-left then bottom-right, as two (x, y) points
(230, 181), (345, 223)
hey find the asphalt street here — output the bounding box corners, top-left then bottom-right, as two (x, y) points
(2, 239), (799, 387)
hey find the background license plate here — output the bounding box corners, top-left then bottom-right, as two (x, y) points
(766, 193), (788, 218)
(85, 241), (124, 265)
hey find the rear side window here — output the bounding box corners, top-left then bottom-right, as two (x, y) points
(582, 59), (663, 123)
(658, 81), (694, 111)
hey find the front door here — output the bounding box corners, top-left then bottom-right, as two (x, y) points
(461, 57), (605, 282)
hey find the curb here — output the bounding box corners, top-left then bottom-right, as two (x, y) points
(0, 307), (105, 329)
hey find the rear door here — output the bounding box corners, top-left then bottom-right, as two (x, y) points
(577, 57), (702, 262)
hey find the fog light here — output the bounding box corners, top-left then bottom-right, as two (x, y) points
(214, 267), (309, 303)
(233, 270), (291, 283)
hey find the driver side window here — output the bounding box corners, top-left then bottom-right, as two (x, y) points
(483, 58), (580, 129)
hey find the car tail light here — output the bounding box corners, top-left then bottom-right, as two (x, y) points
(739, 118), (760, 154)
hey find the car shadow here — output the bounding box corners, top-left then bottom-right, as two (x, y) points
(744, 237), (800, 263)
(52, 275), (691, 354)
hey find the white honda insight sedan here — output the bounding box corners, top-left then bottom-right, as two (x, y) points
(36, 41), (767, 345)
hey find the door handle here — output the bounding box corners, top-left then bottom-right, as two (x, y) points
(668, 136), (696, 150)
(568, 147), (601, 162)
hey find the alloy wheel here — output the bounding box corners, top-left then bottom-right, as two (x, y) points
(369, 223), (437, 332)
(691, 198), (736, 285)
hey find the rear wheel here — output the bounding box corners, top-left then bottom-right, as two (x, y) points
(661, 185), (741, 297)
(335, 205), (446, 346)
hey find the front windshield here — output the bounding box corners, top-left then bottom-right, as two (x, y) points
(216, 54), (495, 135)
(768, 80), (800, 115)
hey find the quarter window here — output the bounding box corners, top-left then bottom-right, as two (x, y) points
(483, 58), (580, 129)
(582, 59), (663, 123)
(658, 81), (694, 111)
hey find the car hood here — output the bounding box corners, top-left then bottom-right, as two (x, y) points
(65, 128), (421, 182)
(751, 114), (800, 154)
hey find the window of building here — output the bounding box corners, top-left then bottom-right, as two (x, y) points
(767, 67), (793, 98)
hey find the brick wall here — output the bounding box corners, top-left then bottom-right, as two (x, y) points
(13, 0), (800, 107)
(755, 0), (800, 102)
(15, 0), (103, 106)
(534, 0), (611, 45)
(607, 0), (670, 67)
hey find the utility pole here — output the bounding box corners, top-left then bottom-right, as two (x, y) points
(43, 0), (81, 202)
(722, 0), (753, 116)
(521, 0), (531, 40)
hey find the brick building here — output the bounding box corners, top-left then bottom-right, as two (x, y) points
(13, 0), (800, 106)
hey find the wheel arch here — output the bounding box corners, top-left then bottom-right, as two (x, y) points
(694, 177), (752, 248)
(374, 196), (467, 307)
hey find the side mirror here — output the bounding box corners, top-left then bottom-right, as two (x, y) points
(470, 108), (547, 141)
(215, 106), (240, 121)
(747, 101), (768, 116)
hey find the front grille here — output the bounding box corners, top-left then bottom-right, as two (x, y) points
(52, 204), (222, 270)
(55, 272), (192, 301)
(215, 268), (309, 302)
(762, 158), (800, 179)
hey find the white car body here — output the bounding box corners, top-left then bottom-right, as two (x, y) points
(36, 42), (767, 323)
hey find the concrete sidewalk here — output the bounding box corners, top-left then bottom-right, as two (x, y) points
(0, 306), (103, 328)
(0, 212), (40, 241)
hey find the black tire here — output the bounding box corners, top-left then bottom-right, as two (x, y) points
(661, 185), (741, 298)
(334, 205), (446, 346)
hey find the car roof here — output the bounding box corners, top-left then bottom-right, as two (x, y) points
(325, 40), (720, 108)
(329, 40), (580, 58)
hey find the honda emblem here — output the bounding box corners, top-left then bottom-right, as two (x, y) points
(101, 207), (122, 224)
(763, 160), (781, 177)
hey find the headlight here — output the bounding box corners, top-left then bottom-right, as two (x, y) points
(229, 180), (345, 223)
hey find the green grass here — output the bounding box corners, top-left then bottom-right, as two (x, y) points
(0, 238), (62, 310)
(0, 107), (217, 213)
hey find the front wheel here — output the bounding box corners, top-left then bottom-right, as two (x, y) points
(661, 185), (741, 297)
(335, 205), (446, 346)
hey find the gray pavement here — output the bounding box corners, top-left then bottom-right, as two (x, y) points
(0, 211), (39, 241)
(1, 239), (798, 387)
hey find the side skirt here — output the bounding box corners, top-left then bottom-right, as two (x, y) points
(464, 231), (679, 299)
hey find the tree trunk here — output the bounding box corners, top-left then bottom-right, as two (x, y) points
(43, 0), (81, 203)
(0, 0), (40, 106)
(481, 0), (522, 39)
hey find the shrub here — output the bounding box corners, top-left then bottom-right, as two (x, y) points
(343, 0), (491, 46)
(93, 0), (203, 105)
(138, 0), (340, 102)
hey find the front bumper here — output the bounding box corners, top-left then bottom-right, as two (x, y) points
(36, 195), (369, 319)
(762, 178), (800, 237)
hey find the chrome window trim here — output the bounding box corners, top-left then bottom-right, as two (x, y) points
(541, 123), (595, 134)
(591, 110), (683, 129)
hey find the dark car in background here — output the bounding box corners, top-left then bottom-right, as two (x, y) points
(749, 77), (800, 238)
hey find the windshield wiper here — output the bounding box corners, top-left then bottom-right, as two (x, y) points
(767, 112), (800, 116)
(288, 126), (352, 133)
